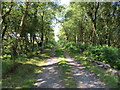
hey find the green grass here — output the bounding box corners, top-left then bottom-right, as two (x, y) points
(2, 63), (42, 89)
(2, 48), (52, 89)
(58, 60), (76, 88)
(55, 45), (76, 88)
(71, 52), (119, 88)
(55, 45), (64, 58)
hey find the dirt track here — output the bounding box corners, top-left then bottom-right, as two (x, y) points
(34, 47), (106, 88)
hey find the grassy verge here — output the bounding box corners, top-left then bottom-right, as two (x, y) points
(55, 45), (64, 58)
(55, 45), (76, 88)
(2, 48), (52, 89)
(70, 52), (119, 88)
(58, 60), (76, 88)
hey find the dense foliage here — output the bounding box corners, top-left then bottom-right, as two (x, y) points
(61, 41), (120, 70)
(2, 2), (63, 59)
(59, 2), (120, 48)
(1, 1), (120, 88)
(1, 2), (63, 76)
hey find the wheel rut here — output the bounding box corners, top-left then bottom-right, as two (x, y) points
(64, 51), (106, 88)
(34, 47), (65, 88)
(34, 47), (106, 88)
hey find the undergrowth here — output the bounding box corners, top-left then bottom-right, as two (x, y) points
(62, 41), (119, 88)
(2, 48), (52, 89)
(56, 44), (76, 88)
(74, 54), (119, 88)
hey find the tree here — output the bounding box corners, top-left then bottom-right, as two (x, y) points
(59, 2), (120, 48)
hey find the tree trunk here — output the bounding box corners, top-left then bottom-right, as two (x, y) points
(32, 34), (35, 51)
(2, 23), (7, 40)
(40, 11), (44, 51)
(12, 2), (30, 56)
(2, 2), (13, 40)
(87, 2), (99, 45)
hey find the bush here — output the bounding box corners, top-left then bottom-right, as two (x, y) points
(62, 42), (120, 70)
(2, 59), (14, 76)
(45, 41), (55, 49)
(86, 45), (120, 69)
(63, 42), (79, 53)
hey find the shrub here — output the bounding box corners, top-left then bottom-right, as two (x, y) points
(86, 45), (120, 69)
(2, 59), (14, 76)
(64, 42), (78, 53)
(62, 42), (120, 70)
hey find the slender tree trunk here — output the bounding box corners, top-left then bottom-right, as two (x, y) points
(40, 11), (44, 51)
(30, 34), (33, 52)
(12, 2), (30, 56)
(87, 2), (99, 45)
(32, 34), (35, 51)
(2, 24), (7, 40)
(108, 33), (111, 46)
(2, 2), (13, 40)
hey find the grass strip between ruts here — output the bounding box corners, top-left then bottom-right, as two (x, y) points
(58, 60), (76, 88)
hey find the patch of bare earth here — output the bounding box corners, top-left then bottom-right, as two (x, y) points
(34, 47), (64, 88)
(64, 51), (106, 88)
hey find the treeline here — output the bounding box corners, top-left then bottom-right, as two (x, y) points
(2, 2), (64, 78)
(2, 2), (62, 58)
(59, 2), (120, 48)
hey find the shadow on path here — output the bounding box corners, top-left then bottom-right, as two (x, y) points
(34, 47), (65, 88)
(34, 64), (64, 88)
(34, 46), (106, 88)
(64, 51), (106, 88)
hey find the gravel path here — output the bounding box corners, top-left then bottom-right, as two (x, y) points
(34, 47), (106, 88)
(34, 64), (64, 88)
(64, 51), (106, 88)
(34, 47), (65, 88)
